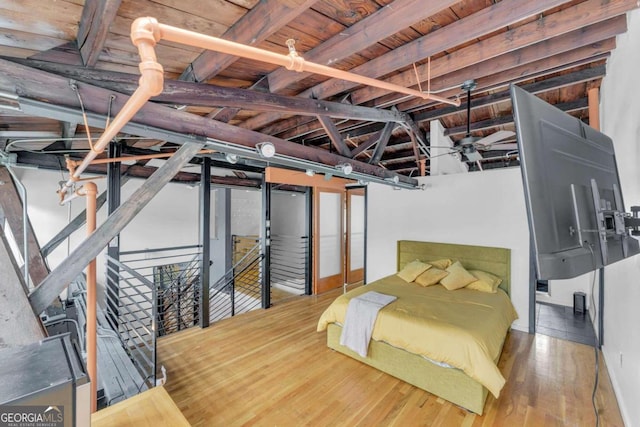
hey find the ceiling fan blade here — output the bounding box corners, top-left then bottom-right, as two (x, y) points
(464, 149), (484, 162)
(483, 143), (519, 151)
(430, 145), (460, 149)
(475, 130), (516, 147)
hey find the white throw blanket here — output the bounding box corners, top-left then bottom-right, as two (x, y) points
(339, 291), (397, 357)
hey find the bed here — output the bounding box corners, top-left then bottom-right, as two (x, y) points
(316, 241), (518, 415)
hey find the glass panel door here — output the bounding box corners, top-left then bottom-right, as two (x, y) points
(314, 189), (344, 293)
(346, 188), (365, 284)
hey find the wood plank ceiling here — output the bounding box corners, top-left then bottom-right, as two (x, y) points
(0, 0), (637, 184)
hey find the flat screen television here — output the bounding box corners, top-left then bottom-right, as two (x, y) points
(510, 84), (639, 280)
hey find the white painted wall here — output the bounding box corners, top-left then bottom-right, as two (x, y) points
(367, 167), (530, 331)
(231, 188), (261, 236)
(599, 9), (640, 426)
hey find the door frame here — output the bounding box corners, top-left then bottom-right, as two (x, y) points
(313, 187), (345, 294)
(345, 187), (366, 284)
(263, 167), (360, 295)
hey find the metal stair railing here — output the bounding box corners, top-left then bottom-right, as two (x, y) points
(270, 235), (308, 295)
(105, 255), (157, 390)
(209, 238), (263, 322)
(154, 253), (201, 336)
(117, 245), (202, 337)
(68, 273), (149, 406)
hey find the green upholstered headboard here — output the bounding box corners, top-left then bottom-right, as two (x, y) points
(397, 241), (511, 295)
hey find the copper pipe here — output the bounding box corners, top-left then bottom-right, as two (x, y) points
(60, 16), (456, 202)
(59, 17), (164, 201)
(156, 23), (459, 107)
(82, 181), (98, 413)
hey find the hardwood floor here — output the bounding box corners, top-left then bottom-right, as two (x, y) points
(91, 386), (190, 426)
(158, 288), (623, 426)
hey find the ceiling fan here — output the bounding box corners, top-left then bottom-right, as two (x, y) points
(445, 79), (516, 163)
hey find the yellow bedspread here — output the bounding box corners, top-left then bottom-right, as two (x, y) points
(317, 275), (518, 398)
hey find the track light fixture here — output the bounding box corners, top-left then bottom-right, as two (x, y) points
(225, 153), (238, 164)
(256, 141), (276, 158)
(385, 175), (400, 184)
(335, 163), (353, 175)
(305, 169), (315, 176)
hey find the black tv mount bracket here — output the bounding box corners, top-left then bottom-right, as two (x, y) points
(571, 179), (640, 265)
(590, 179), (640, 262)
(627, 206), (640, 236)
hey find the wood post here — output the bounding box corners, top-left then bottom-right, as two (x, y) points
(588, 87), (600, 130)
(0, 167), (50, 288)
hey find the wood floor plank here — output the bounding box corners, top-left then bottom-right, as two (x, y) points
(158, 288), (624, 426)
(91, 386), (190, 427)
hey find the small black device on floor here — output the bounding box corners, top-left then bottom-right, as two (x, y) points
(573, 291), (586, 315)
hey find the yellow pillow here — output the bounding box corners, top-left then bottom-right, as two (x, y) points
(428, 258), (453, 270)
(440, 261), (476, 290)
(466, 270), (503, 293)
(397, 260), (431, 282)
(415, 267), (448, 287)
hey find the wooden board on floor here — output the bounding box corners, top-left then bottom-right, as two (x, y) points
(157, 287), (624, 427)
(91, 386), (190, 427)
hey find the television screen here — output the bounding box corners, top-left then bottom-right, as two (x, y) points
(510, 84), (639, 280)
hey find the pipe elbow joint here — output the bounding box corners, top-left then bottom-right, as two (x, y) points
(139, 61), (165, 96)
(83, 181), (98, 195)
(131, 17), (161, 47)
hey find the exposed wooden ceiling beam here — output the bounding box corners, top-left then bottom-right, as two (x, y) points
(2, 57), (404, 123)
(266, 0), (461, 93)
(76, 0), (122, 67)
(317, 116), (352, 157)
(239, 0), (572, 131)
(351, 123), (394, 158)
(206, 77), (270, 123)
(313, 85), (586, 152)
(29, 41), (83, 65)
(351, 0), (636, 105)
(413, 65), (606, 124)
(259, 28), (617, 142)
(387, 22), (622, 112)
(286, 48), (613, 145)
(369, 122), (394, 165)
(256, 6), (625, 141)
(0, 58), (412, 184)
(444, 98), (588, 137)
(180, 0), (319, 82)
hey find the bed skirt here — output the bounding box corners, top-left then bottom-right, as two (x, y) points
(327, 323), (491, 415)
